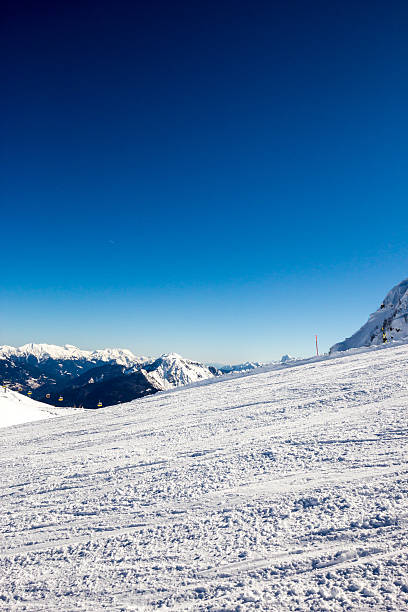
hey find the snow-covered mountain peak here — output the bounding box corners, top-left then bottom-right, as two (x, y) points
(382, 278), (408, 307)
(159, 352), (183, 361)
(330, 277), (408, 353)
(145, 353), (217, 389)
(0, 346), (17, 359)
(8, 343), (83, 361)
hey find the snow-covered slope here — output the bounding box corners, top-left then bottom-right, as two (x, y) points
(144, 352), (219, 389)
(0, 388), (78, 428)
(1, 343), (407, 609)
(331, 277), (408, 353)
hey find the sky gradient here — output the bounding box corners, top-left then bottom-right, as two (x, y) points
(2, 0), (408, 362)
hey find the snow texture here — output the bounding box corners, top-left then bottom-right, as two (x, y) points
(0, 342), (407, 610)
(331, 277), (408, 353)
(0, 388), (78, 428)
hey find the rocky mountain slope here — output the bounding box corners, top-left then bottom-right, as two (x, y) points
(330, 277), (408, 353)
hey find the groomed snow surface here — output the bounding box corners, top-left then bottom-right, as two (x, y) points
(0, 343), (407, 610)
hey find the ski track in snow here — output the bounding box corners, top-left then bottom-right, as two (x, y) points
(0, 344), (408, 610)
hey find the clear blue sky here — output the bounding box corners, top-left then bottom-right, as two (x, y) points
(2, 0), (408, 362)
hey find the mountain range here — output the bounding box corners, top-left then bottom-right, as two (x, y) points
(0, 344), (220, 408)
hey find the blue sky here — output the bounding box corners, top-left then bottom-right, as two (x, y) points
(2, 0), (408, 362)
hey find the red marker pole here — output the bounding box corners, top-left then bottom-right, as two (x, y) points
(315, 335), (319, 356)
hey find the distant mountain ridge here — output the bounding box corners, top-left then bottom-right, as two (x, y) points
(0, 343), (220, 408)
(219, 361), (266, 373)
(0, 343), (147, 367)
(330, 277), (408, 353)
(219, 355), (295, 374)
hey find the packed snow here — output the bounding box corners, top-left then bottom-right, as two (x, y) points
(0, 387), (78, 428)
(0, 343), (407, 610)
(331, 277), (408, 352)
